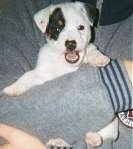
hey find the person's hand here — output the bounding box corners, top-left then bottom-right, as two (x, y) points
(0, 123), (46, 149)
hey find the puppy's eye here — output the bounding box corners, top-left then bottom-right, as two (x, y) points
(56, 28), (61, 32)
(78, 25), (85, 30)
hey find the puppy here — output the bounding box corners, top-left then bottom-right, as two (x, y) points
(3, 2), (110, 96)
(3, 1), (115, 147)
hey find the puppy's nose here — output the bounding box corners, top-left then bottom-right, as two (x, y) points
(65, 40), (77, 51)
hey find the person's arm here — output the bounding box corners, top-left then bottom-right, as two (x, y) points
(0, 123), (46, 149)
(123, 60), (133, 85)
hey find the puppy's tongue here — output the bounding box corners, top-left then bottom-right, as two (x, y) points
(65, 51), (80, 64)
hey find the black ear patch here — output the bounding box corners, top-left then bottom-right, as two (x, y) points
(45, 7), (65, 40)
(84, 4), (99, 27)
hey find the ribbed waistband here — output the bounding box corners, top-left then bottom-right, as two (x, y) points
(47, 145), (74, 149)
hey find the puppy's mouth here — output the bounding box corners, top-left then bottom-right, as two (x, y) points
(65, 50), (80, 64)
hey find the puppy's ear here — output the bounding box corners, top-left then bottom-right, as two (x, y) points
(84, 4), (99, 27)
(74, 1), (99, 27)
(34, 5), (54, 33)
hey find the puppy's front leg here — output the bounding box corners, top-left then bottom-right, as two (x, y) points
(83, 44), (110, 67)
(98, 117), (119, 141)
(3, 70), (45, 96)
(85, 118), (118, 148)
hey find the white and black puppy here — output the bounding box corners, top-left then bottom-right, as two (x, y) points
(3, 1), (118, 148)
(4, 1), (110, 96)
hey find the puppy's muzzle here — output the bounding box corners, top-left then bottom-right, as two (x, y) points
(64, 40), (80, 64)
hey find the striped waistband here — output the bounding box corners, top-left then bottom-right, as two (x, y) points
(99, 60), (133, 113)
(47, 145), (74, 149)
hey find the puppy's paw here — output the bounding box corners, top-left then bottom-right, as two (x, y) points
(85, 132), (103, 148)
(94, 55), (110, 67)
(3, 83), (27, 96)
(46, 138), (69, 147)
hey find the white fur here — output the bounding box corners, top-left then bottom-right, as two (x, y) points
(98, 118), (118, 141)
(3, 2), (116, 147)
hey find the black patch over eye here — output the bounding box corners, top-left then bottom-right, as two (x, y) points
(77, 25), (85, 30)
(45, 8), (65, 40)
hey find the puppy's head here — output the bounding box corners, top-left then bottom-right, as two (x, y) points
(34, 2), (99, 64)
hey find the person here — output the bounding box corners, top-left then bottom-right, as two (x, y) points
(0, 0), (132, 149)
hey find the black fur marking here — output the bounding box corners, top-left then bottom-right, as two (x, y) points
(84, 3), (99, 27)
(46, 8), (65, 40)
